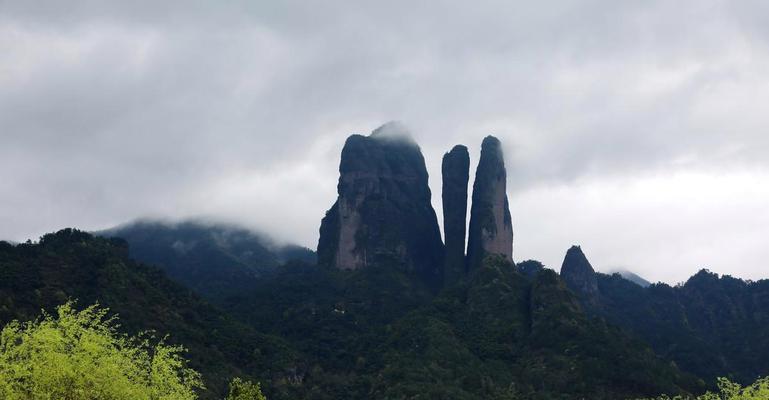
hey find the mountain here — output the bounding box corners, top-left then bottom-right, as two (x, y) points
(0, 229), (303, 399)
(4, 127), (765, 399)
(610, 269), (652, 287)
(317, 122), (445, 289)
(557, 246), (769, 385)
(3, 228), (700, 399)
(98, 220), (315, 301)
(598, 270), (769, 384)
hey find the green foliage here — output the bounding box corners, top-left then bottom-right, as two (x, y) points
(226, 378), (267, 400)
(592, 269), (769, 385)
(0, 229), (299, 399)
(2, 229), (755, 399)
(366, 256), (700, 399)
(225, 261), (434, 399)
(0, 301), (203, 400)
(636, 376), (769, 400)
(98, 220), (315, 302)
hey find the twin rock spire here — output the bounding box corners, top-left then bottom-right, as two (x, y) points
(317, 122), (514, 288)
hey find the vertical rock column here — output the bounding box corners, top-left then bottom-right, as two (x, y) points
(466, 135), (513, 272)
(317, 122), (445, 288)
(442, 145), (470, 285)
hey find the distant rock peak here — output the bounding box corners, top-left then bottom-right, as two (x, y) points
(610, 269), (652, 287)
(560, 245), (599, 297)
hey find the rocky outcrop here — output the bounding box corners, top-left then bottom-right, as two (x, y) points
(466, 136), (513, 272)
(317, 122), (444, 287)
(441, 145), (470, 284)
(559, 245), (599, 297)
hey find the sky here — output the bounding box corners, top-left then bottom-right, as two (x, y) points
(1, 1), (768, 284)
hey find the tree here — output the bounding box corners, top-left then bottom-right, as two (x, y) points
(0, 301), (204, 400)
(225, 377), (267, 400)
(638, 376), (769, 400)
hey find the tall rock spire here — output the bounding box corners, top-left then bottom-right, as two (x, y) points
(317, 122), (444, 288)
(441, 145), (470, 285)
(559, 245), (599, 297)
(466, 136), (513, 272)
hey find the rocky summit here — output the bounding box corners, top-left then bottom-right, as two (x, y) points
(441, 145), (470, 285)
(317, 122), (444, 287)
(559, 245), (599, 297)
(466, 135), (514, 272)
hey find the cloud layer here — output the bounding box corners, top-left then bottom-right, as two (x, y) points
(2, 0), (768, 283)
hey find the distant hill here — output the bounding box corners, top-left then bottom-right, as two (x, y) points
(560, 247), (769, 385)
(594, 270), (769, 384)
(609, 269), (652, 287)
(98, 220), (316, 301)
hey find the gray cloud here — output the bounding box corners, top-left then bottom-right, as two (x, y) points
(1, 0), (768, 283)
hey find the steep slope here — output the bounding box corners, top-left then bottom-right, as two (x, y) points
(317, 122), (444, 288)
(0, 229), (302, 399)
(99, 220), (315, 301)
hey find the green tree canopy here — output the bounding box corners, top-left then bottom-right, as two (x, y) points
(225, 378), (267, 400)
(0, 301), (204, 400)
(638, 376), (769, 400)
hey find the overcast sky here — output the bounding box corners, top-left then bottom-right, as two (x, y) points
(2, 1), (768, 284)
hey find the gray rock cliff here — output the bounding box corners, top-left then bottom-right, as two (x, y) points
(317, 122), (444, 287)
(441, 145), (470, 284)
(466, 136), (513, 272)
(559, 245), (599, 297)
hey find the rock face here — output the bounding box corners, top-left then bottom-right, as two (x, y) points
(441, 145), (470, 284)
(559, 245), (599, 297)
(466, 136), (513, 272)
(317, 122), (444, 287)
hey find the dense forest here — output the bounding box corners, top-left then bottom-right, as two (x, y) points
(0, 229), (299, 398)
(592, 270), (769, 383)
(98, 221), (315, 301)
(0, 228), (730, 399)
(559, 246), (769, 386)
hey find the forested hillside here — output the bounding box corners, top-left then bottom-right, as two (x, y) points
(223, 255), (703, 399)
(594, 270), (769, 384)
(0, 229), (707, 399)
(0, 229), (302, 398)
(560, 247), (769, 386)
(99, 220), (315, 301)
